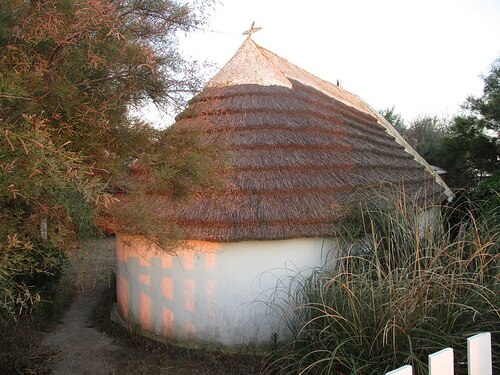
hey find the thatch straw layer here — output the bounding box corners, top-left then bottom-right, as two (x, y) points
(113, 38), (448, 242)
(116, 80), (444, 241)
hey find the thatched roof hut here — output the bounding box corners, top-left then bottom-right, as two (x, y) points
(113, 36), (453, 350)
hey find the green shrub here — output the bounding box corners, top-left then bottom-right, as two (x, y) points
(0, 237), (66, 320)
(474, 171), (500, 227)
(265, 192), (499, 374)
(0, 237), (69, 372)
(0, 240), (71, 374)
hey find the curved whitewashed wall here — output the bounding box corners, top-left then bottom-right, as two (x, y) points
(116, 235), (338, 350)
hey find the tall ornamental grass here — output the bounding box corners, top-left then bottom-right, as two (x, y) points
(265, 191), (499, 374)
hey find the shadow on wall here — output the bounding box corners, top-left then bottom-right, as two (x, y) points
(116, 236), (221, 344)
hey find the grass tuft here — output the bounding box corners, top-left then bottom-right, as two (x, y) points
(264, 190), (499, 374)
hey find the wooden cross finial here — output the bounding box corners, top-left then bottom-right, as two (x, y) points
(242, 21), (262, 38)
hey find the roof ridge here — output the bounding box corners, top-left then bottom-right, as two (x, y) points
(207, 38), (291, 88)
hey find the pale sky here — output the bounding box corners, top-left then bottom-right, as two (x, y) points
(151, 0), (500, 126)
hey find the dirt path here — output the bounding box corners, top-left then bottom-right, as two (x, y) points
(42, 237), (118, 375)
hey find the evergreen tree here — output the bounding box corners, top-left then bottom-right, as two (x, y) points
(440, 58), (499, 187)
(381, 58), (499, 190)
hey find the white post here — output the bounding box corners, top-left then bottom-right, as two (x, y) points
(40, 218), (48, 240)
(386, 365), (412, 375)
(467, 332), (492, 375)
(429, 348), (454, 375)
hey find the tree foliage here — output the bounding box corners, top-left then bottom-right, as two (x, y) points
(465, 59), (500, 135)
(381, 57), (499, 190)
(441, 58), (499, 187)
(0, 0), (218, 317)
(379, 106), (406, 134)
(405, 116), (448, 167)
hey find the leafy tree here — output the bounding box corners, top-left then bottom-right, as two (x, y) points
(379, 106), (406, 134)
(0, 0), (218, 318)
(380, 56), (499, 191)
(404, 115), (448, 167)
(380, 108), (448, 170)
(440, 58), (499, 188)
(466, 59), (500, 136)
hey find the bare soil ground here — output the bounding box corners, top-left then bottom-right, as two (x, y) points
(39, 237), (263, 375)
(41, 237), (118, 375)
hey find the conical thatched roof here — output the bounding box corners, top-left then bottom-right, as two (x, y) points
(121, 38), (453, 242)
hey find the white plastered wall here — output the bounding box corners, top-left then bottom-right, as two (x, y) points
(116, 235), (338, 350)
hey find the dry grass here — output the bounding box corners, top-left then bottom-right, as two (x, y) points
(264, 191), (499, 374)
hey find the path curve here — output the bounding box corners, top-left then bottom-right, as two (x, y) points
(42, 237), (118, 375)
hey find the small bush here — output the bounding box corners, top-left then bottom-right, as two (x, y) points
(0, 239), (71, 374)
(265, 191), (499, 374)
(474, 171), (500, 227)
(0, 237), (66, 320)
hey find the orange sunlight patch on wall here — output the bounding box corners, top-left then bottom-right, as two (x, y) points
(205, 252), (217, 271)
(162, 277), (174, 300)
(189, 240), (221, 253)
(117, 275), (129, 320)
(139, 274), (151, 286)
(182, 252), (195, 270)
(116, 237), (132, 263)
(161, 254), (173, 269)
(139, 292), (152, 331)
(184, 279), (196, 312)
(118, 234), (157, 266)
